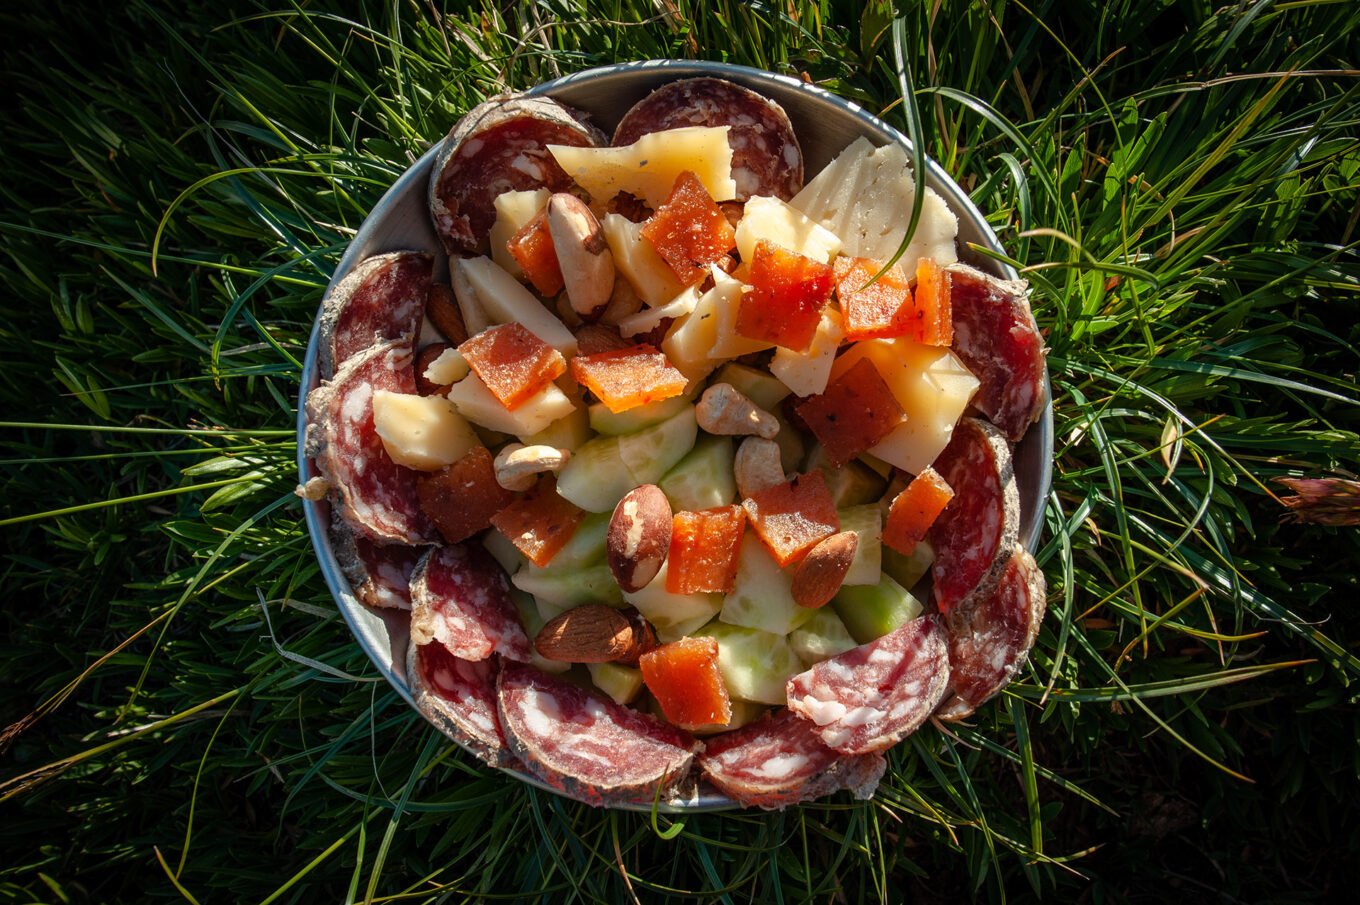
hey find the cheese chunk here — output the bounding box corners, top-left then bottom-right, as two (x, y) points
(707, 267), (772, 359)
(446, 372), (576, 438)
(489, 188), (550, 279)
(371, 391), (481, 471)
(735, 196), (842, 264)
(421, 347), (470, 386)
(792, 138), (959, 269)
(770, 308), (844, 397)
(549, 126), (737, 210)
(452, 256), (577, 357)
(618, 285), (699, 338)
(602, 213), (688, 308)
(829, 338), (979, 474)
(661, 276), (724, 384)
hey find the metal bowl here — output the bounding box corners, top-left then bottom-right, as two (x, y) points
(297, 60), (1053, 812)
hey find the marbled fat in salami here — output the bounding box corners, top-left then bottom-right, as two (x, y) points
(497, 662), (699, 806)
(936, 545), (1046, 721)
(947, 264), (1046, 442)
(699, 709), (886, 809)
(304, 340), (433, 545)
(927, 417), (1019, 617)
(331, 516), (424, 610)
(786, 616), (951, 755)
(318, 251), (432, 378)
(409, 544), (530, 663)
(429, 95), (605, 257)
(612, 78), (804, 202)
(407, 641), (514, 767)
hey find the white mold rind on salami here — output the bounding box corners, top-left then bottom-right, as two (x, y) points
(612, 78), (804, 201)
(699, 709), (886, 809)
(304, 340), (434, 545)
(410, 544), (531, 663)
(318, 251), (432, 379)
(926, 417), (1020, 618)
(330, 515), (425, 611)
(785, 616), (951, 755)
(406, 642), (516, 768)
(946, 264), (1046, 442)
(497, 662), (699, 807)
(936, 544), (1047, 721)
(429, 95), (606, 257)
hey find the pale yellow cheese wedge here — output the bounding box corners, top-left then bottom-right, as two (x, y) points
(489, 188), (550, 279)
(735, 195), (842, 264)
(446, 373), (576, 438)
(371, 390), (481, 471)
(601, 213), (688, 308)
(549, 126), (736, 209)
(770, 308), (844, 397)
(451, 256), (577, 356)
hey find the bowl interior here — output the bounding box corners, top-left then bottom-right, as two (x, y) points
(297, 61), (1053, 813)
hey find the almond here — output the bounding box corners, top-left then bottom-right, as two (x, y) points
(607, 484), (672, 593)
(791, 531), (859, 608)
(426, 283), (468, 345)
(534, 604), (652, 663)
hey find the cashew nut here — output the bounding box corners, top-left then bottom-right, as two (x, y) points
(734, 437), (786, 499)
(494, 443), (571, 492)
(696, 383), (780, 440)
(548, 193), (615, 318)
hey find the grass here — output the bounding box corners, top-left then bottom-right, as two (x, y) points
(1, 0), (1358, 900)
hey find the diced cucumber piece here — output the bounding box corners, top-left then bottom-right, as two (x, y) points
(623, 560), (723, 642)
(589, 395), (691, 436)
(807, 444), (888, 507)
(771, 410), (806, 473)
(832, 573), (923, 644)
(714, 362), (790, 411)
(509, 588), (569, 674)
(555, 434), (637, 512)
(857, 452), (895, 479)
(691, 699), (769, 736)
(618, 407), (698, 484)
(788, 608), (860, 667)
(696, 621), (802, 705)
(838, 505), (882, 587)
(523, 404), (592, 452)
(512, 563), (624, 609)
(721, 533), (815, 636)
(587, 662), (644, 705)
(659, 435), (735, 512)
(882, 539), (935, 591)
(542, 511), (610, 572)
(482, 530), (527, 576)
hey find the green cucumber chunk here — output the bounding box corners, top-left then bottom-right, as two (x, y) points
(838, 504), (883, 587)
(589, 395), (691, 436)
(587, 662), (644, 705)
(807, 444), (888, 508)
(882, 539), (935, 591)
(832, 573), (923, 644)
(543, 511), (610, 572)
(714, 362), (790, 411)
(555, 434), (636, 512)
(720, 533), (815, 636)
(523, 404), (592, 451)
(788, 608), (860, 667)
(622, 560), (722, 643)
(659, 434), (735, 512)
(482, 529), (527, 576)
(618, 407), (698, 484)
(691, 699), (769, 736)
(511, 563), (624, 610)
(696, 621), (802, 705)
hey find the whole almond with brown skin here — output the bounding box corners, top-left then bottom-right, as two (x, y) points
(791, 531), (859, 608)
(607, 485), (672, 593)
(426, 283), (468, 345)
(535, 605), (647, 663)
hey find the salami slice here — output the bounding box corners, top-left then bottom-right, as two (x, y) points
(429, 95), (606, 257)
(406, 641), (515, 767)
(318, 251), (432, 378)
(330, 515), (425, 610)
(497, 662), (699, 806)
(304, 340), (433, 545)
(786, 616), (951, 755)
(927, 417), (1020, 617)
(699, 710), (886, 809)
(936, 545), (1047, 721)
(410, 544), (530, 663)
(612, 78), (804, 202)
(947, 264), (1046, 442)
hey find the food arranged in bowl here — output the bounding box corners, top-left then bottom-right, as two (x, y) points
(302, 72), (1048, 809)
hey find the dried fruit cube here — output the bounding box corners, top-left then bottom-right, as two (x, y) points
(507, 208), (564, 297)
(883, 467), (954, 556)
(458, 322), (567, 411)
(639, 171), (736, 285)
(834, 256), (913, 341)
(667, 505), (746, 594)
(735, 241), (834, 353)
(639, 636), (732, 730)
(795, 358), (906, 467)
(416, 446), (515, 544)
(491, 475), (586, 567)
(906, 257), (953, 346)
(741, 471), (840, 566)
(569, 344), (688, 413)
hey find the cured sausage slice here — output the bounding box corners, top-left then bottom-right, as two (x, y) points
(406, 642), (515, 767)
(304, 340), (433, 545)
(927, 417), (1019, 617)
(409, 544), (530, 663)
(429, 95), (605, 257)
(936, 544), (1047, 721)
(785, 616), (951, 755)
(331, 516), (425, 610)
(318, 251), (432, 378)
(497, 662), (699, 806)
(612, 78), (804, 202)
(699, 709), (886, 809)
(947, 264), (1046, 442)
